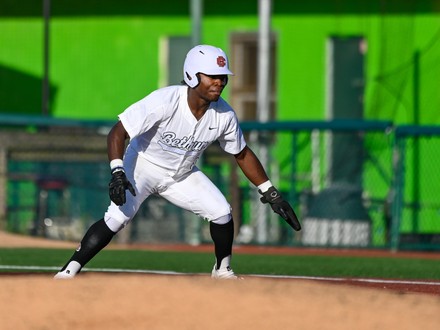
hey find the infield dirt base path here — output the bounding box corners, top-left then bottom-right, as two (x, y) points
(1, 231), (440, 330)
(1, 274), (440, 330)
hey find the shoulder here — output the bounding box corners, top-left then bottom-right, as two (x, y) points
(210, 97), (236, 116)
(144, 85), (185, 102)
(208, 98), (241, 130)
(133, 85), (185, 113)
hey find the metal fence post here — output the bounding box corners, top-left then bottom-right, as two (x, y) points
(287, 132), (298, 245)
(0, 148), (6, 229)
(390, 135), (405, 251)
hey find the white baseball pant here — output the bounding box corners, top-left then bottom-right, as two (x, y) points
(104, 145), (232, 232)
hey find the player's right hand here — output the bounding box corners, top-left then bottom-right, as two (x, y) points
(109, 170), (136, 206)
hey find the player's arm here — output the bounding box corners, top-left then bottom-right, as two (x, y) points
(107, 121), (129, 161)
(107, 121), (136, 206)
(233, 145), (269, 186)
(234, 146), (301, 231)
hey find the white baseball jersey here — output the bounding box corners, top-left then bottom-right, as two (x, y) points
(119, 85), (246, 178)
(104, 85), (246, 230)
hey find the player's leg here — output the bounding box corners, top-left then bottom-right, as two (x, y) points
(54, 218), (116, 279)
(160, 168), (239, 279)
(209, 215), (239, 279)
(55, 149), (151, 279)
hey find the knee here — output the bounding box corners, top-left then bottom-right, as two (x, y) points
(104, 216), (127, 232)
(104, 206), (136, 231)
(211, 214), (232, 225)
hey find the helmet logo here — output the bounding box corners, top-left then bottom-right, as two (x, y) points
(217, 56), (226, 67)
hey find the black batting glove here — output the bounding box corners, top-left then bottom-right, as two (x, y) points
(109, 169), (136, 206)
(259, 186), (301, 231)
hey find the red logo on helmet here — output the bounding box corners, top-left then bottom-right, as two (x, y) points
(217, 56), (226, 67)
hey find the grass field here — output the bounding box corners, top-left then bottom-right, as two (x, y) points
(1, 247), (440, 280)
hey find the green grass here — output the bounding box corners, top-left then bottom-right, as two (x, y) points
(1, 247), (439, 280)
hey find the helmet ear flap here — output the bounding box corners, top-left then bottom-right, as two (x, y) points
(184, 71), (200, 88)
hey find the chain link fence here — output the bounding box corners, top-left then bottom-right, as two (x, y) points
(1, 116), (439, 250)
(390, 126), (440, 250)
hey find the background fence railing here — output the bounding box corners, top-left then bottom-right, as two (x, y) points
(1, 115), (439, 251)
(390, 126), (440, 251)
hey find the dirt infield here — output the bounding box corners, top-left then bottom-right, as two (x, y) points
(1, 231), (440, 330)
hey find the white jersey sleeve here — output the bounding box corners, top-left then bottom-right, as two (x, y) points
(216, 99), (246, 155)
(118, 87), (180, 138)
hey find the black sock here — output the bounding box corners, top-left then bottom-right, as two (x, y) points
(210, 219), (234, 270)
(61, 218), (115, 272)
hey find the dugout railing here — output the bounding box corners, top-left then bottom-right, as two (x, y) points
(0, 115), (439, 251)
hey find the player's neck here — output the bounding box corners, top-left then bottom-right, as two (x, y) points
(189, 106), (207, 121)
(187, 89), (210, 121)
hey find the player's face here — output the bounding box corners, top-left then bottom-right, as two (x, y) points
(196, 73), (228, 102)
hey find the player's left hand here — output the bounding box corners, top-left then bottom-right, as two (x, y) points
(259, 186), (301, 231)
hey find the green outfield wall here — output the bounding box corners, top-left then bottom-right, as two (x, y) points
(1, 0), (440, 124)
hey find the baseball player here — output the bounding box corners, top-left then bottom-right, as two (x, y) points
(54, 44), (300, 280)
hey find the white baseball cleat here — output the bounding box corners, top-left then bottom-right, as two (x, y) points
(53, 269), (75, 280)
(211, 265), (242, 280)
(53, 261), (81, 279)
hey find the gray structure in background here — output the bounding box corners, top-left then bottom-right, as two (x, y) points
(303, 36), (371, 247)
